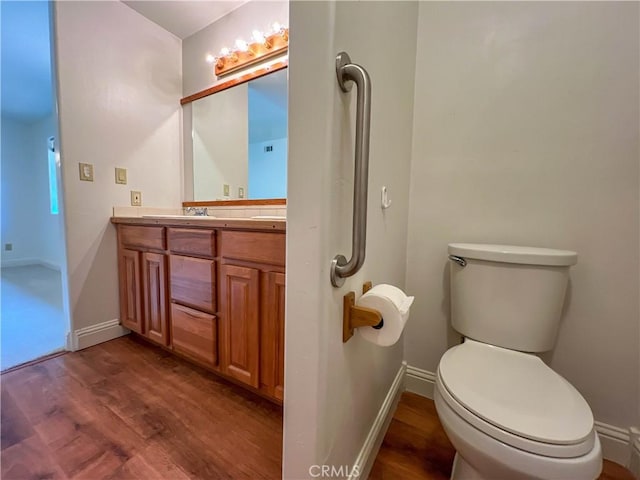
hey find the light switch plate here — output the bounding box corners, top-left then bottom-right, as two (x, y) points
(223, 184), (230, 196)
(115, 167), (127, 185)
(79, 163), (94, 182)
(130, 191), (142, 206)
(238, 187), (245, 198)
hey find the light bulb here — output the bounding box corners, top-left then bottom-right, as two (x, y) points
(206, 54), (215, 64)
(220, 47), (230, 56)
(252, 30), (265, 43)
(272, 22), (281, 33)
(235, 39), (248, 52)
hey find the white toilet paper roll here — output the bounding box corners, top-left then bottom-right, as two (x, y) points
(356, 284), (414, 347)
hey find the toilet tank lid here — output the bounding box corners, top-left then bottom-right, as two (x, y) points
(448, 243), (577, 266)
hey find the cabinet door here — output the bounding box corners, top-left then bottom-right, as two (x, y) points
(261, 272), (286, 400)
(142, 252), (169, 346)
(119, 248), (143, 334)
(220, 264), (260, 388)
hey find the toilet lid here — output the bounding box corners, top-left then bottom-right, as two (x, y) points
(438, 340), (594, 446)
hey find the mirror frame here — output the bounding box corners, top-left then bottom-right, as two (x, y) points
(180, 58), (287, 105)
(183, 198), (285, 207)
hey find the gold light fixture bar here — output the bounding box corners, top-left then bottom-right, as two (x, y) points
(214, 28), (289, 77)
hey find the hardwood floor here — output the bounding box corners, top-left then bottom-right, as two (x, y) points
(370, 392), (635, 480)
(1, 336), (282, 480)
(2, 343), (635, 480)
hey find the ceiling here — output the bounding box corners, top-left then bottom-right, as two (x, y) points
(0, 1), (53, 122)
(122, 1), (247, 39)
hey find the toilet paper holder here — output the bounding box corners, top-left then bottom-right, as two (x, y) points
(343, 281), (384, 342)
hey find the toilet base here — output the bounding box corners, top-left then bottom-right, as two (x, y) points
(451, 453), (484, 480)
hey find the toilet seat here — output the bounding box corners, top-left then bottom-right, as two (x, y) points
(437, 340), (595, 458)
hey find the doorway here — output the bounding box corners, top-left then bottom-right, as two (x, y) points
(0, 1), (68, 370)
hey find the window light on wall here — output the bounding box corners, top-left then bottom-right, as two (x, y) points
(48, 136), (59, 215)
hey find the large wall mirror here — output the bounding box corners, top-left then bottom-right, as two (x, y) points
(188, 67), (287, 201)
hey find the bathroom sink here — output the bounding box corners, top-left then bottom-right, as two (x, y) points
(142, 215), (215, 220)
(250, 215), (286, 220)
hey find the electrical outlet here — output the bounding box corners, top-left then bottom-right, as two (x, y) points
(223, 184), (230, 196)
(115, 167), (127, 185)
(238, 187), (245, 198)
(79, 163), (94, 182)
(130, 191), (142, 206)
(4, 243), (12, 251)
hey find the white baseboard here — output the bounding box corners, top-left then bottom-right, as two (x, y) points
(629, 428), (640, 479)
(66, 319), (129, 351)
(1, 258), (61, 271)
(406, 364), (436, 399)
(38, 259), (62, 271)
(349, 362), (407, 480)
(405, 364), (637, 469)
(595, 421), (633, 467)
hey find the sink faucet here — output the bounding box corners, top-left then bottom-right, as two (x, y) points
(185, 207), (209, 216)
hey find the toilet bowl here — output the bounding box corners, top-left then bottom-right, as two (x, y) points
(435, 244), (602, 479)
(434, 340), (602, 480)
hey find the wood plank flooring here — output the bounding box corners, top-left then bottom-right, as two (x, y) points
(1, 336), (282, 480)
(370, 392), (635, 480)
(2, 340), (635, 480)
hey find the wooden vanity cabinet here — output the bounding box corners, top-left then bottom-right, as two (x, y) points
(261, 271), (286, 400)
(117, 227), (169, 346)
(219, 231), (286, 399)
(142, 252), (169, 346)
(169, 255), (216, 313)
(115, 221), (286, 403)
(171, 303), (217, 367)
(119, 248), (143, 334)
(220, 264), (260, 387)
(167, 227), (218, 367)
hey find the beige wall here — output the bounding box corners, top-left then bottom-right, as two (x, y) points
(54, 1), (182, 331)
(285, 1), (418, 477)
(404, 1), (639, 430)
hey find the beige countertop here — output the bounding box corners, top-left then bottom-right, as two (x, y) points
(111, 216), (286, 232)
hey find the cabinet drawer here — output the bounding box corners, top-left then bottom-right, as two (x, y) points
(168, 228), (215, 258)
(120, 226), (165, 250)
(171, 304), (217, 366)
(170, 255), (216, 313)
(220, 231), (285, 266)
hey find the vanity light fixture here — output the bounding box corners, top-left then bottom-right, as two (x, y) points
(206, 22), (289, 77)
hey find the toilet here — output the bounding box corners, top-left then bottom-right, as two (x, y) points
(435, 243), (602, 480)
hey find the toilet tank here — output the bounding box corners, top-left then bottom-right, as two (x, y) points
(448, 243), (577, 353)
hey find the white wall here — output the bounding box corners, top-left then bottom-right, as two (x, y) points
(285, 2), (418, 477)
(53, 1), (182, 331)
(193, 83), (248, 200)
(404, 1), (639, 432)
(182, 1), (289, 98)
(1, 118), (41, 264)
(1, 114), (64, 269)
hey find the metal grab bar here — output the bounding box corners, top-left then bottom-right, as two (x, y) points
(331, 52), (372, 288)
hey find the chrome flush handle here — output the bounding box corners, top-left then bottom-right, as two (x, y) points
(448, 255), (467, 267)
